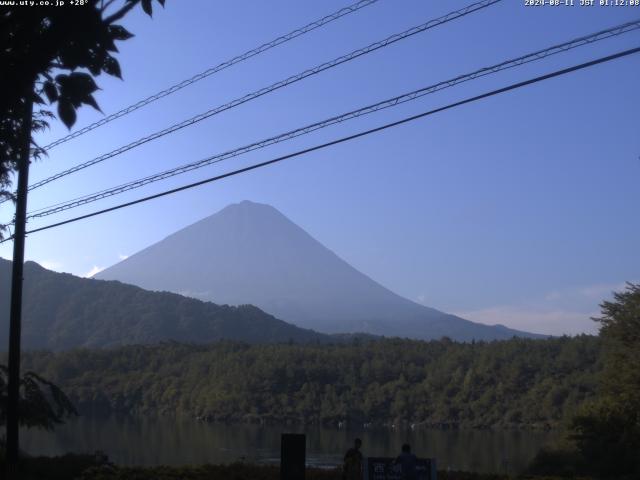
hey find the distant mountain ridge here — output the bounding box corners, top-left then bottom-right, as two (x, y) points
(0, 259), (331, 351)
(97, 201), (544, 341)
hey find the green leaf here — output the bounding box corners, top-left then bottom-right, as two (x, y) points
(104, 36), (119, 53)
(141, 0), (153, 16)
(57, 100), (77, 129)
(108, 24), (135, 41)
(32, 92), (45, 105)
(87, 59), (102, 76)
(68, 72), (99, 94)
(55, 74), (69, 86)
(43, 81), (58, 103)
(84, 94), (102, 113)
(103, 56), (122, 79)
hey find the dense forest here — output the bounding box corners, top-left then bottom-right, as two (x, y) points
(20, 335), (600, 429)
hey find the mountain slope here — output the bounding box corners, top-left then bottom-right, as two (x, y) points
(97, 201), (543, 341)
(0, 259), (330, 351)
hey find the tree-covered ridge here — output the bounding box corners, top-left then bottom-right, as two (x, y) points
(20, 336), (600, 429)
(0, 259), (330, 350)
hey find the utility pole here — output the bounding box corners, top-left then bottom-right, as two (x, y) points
(6, 82), (34, 478)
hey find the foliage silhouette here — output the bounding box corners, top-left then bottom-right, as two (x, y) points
(0, 0), (165, 232)
(0, 365), (76, 430)
(528, 283), (640, 479)
(570, 283), (640, 478)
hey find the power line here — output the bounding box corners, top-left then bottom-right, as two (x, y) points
(41, 0), (381, 151)
(25, 0), (501, 193)
(25, 19), (640, 220)
(5, 45), (636, 243)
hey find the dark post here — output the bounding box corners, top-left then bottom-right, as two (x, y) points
(6, 84), (34, 477)
(281, 433), (306, 480)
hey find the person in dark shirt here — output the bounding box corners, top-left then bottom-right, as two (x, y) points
(395, 443), (418, 480)
(342, 438), (363, 480)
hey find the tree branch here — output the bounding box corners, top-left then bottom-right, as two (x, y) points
(100, 0), (119, 14)
(104, 0), (138, 24)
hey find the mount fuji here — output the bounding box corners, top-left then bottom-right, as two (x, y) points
(96, 201), (543, 341)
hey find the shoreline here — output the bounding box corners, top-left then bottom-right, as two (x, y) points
(73, 411), (560, 432)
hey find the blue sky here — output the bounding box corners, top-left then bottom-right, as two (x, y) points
(1, 0), (639, 335)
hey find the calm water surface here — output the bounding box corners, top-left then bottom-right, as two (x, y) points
(21, 416), (554, 474)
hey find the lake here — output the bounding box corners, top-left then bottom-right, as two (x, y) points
(21, 415), (554, 474)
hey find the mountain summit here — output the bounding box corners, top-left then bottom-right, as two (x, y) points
(97, 201), (542, 341)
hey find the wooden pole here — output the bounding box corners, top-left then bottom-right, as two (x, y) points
(6, 83), (34, 478)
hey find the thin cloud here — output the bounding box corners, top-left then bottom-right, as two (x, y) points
(84, 266), (104, 278)
(118, 253), (129, 261)
(454, 306), (599, 336)
(545, 282), (628, 302)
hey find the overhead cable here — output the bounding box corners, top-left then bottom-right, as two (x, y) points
(4, 45), (635, 242)
(26, 0), (502, 193)
(26, 19), (640, 219)
(41, 0), (381, 151)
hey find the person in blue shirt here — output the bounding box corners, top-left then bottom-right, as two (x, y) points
(395, 443), (418, 480)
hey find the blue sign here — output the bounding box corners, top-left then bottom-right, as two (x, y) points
(364, 457), (437, 480)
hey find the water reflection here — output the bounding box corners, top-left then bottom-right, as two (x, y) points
(21, 415), (553, 474)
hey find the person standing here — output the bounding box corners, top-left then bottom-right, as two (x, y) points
(395, 443), (418, 480)
(342, 438), (363, 480)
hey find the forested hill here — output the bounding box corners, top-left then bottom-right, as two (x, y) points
(21, 336), (601, 429)
(0, 259), (330, 350)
